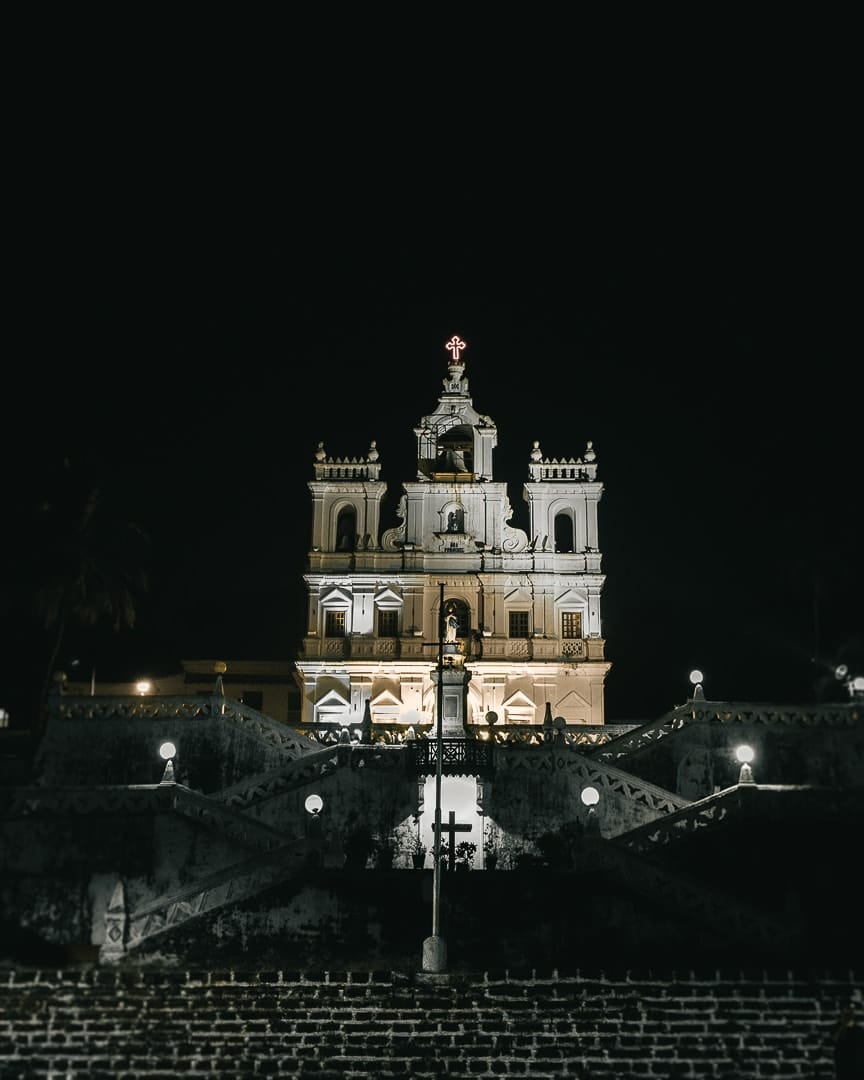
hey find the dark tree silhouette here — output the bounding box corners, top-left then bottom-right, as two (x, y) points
(28, 456), (150, 727)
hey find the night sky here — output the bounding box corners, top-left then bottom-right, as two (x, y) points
(3, 142), (860, 728)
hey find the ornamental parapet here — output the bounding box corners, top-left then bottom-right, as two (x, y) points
(50, 694), (318, 757)
(527, 458), (598, 482)
(297, 722), (636, 748)
(301, 636), (600, 663)
(0, 785), (169, 817)
(590, 700), (862, 765)
(312, 447), (382, 482)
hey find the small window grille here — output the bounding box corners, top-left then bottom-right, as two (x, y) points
(325, 610), (346, 638)
(508, 611), (530, 639)
(561, 612), (582, 639)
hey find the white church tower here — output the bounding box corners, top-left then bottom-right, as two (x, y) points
(295, 335), (610, 740)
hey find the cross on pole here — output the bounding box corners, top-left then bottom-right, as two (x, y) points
(437, 810), (472, 872)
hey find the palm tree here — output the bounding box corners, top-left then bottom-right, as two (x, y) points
(29, 456), (150, 727)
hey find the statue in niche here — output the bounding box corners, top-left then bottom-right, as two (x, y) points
(445, 609), (459, 643)
(447, 509), (463, 533)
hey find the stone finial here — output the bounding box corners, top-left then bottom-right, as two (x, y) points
(360, 700), (373, 743)
(530, 440), (543, 462)
(542, 701), (554, 741)
(583, 440), (596, 462)
(315, 441), (327, 461)
(367, 441), (379, 462)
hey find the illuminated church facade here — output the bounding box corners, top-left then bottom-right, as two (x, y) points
(296, 335), (610, 740)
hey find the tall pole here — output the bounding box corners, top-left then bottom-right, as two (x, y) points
(432, 582), (445, 937)
(422, 583), (447, 972)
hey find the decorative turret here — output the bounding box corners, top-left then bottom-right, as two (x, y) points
(414, 337), (497, 482)
(307, 440), (387, 556)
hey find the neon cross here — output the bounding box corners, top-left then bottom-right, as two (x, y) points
(436, 809), (472, 871)
(445, 335), (467, 362)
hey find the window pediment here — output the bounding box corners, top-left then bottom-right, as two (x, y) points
(556, 688), (591, 711)
(375, 588), (402, 609)
(503, 587), (532, 605)
(555, 588), (587, 607)
(501, 690), (535, 710)
(371, 689), (402, 708)
(316, 688), (350, 709)
(320, 587), (352, 608)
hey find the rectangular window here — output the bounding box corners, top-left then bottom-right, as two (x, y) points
(378, 609), (399, 637)
(508, 611), (530, 639)
(561, 612), (582, 639)
(325, 610), (346, 638)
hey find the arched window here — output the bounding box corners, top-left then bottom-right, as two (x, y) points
(437, 425), (474, 475)
(554, 512), (575, 553)
(336, 507), (357, 551)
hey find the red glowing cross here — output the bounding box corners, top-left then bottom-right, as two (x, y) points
(445, 335), (467, 362)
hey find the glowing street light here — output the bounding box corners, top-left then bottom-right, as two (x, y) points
(735, 744), (755, 785)
(305, 794), (324, 867)
(580, 785), (601, 834)
(689, 669), (705, 701)
(136, 680), (152, 696)
(158, 740), (177, 784)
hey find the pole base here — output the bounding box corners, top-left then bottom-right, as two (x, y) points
(422, 935), (447, 973)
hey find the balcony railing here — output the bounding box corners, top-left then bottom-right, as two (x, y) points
(406, 738), (493, 776)
(301, 635), (593, 662)
(297, 722), (637, 748)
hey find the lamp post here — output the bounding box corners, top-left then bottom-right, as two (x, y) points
(580, 785), (601, 835)
(305, 794), (324, 867)
(735, 744), (755, 784)
(423, 583), (447, 973)
(158, 741), (177, 784)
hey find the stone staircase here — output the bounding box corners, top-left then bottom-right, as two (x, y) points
(114, 743), (409, 955)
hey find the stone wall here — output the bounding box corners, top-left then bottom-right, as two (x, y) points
(1, 967), (861, 1079)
